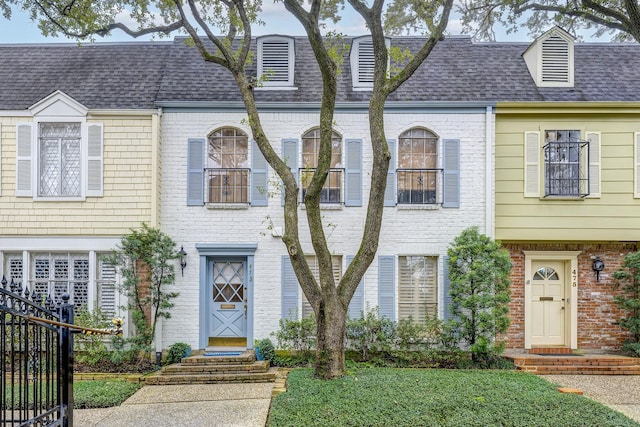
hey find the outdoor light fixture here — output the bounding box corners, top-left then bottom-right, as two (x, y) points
(592, 256), (605, 282)
(178, 246), (187, 277)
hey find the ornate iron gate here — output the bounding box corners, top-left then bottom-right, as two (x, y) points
(1, 276), (74, 427)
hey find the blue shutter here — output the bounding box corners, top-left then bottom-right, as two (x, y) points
(442, 256), (453, 321)
(442, 139), (460, 208)
(281, 138), (299, 206)
(384, 139), (396, 207)
(187, 138), (205, 206)
(251, 140), (268, 206)
(345, 139), (362, 206)
(377, 256), (395, 319)
(281, 256), (299, 320)
(346, 255), (364, 318)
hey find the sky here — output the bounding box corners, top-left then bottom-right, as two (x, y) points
(0, 2), (528, 44)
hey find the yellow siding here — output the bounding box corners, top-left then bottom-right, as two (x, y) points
(0, 115), (156, 236)
(495, 108), (640, 242)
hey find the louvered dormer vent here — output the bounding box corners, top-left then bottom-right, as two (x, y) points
(257, 36), (295, 88)
(357, 40), (375, 85)
(541, 35), (570, 83)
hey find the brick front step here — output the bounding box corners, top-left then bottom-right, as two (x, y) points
(529, 347), (574, 355)
(161, 361), (270, 375)
(145, 368), (278, 385)
(144, 350), (277, 385)
(520, 365), (640, 375)
(506, 353), (640, 375)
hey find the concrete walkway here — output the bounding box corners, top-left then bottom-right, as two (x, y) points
(74, 383), (274, 427)
(542, 375), (640, 423)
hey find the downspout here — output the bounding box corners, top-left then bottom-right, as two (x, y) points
(485, 106), (494, 238)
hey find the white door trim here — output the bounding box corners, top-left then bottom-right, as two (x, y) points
(523, 251), (580, 349)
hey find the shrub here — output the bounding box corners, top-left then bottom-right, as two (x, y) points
(446, 227), (512, 363)
(612, 252), (640, 346)
(272, 314), (316, 353)
(396, 316), (444, 351)
(165, 342), (191, 365)
(74, 308), (111, 366)
(345, 307), (396, 361)
(255, 338), (276, 362)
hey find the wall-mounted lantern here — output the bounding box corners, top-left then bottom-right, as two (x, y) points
(592, 256), (605, 282)
(178, 246), (187, 277)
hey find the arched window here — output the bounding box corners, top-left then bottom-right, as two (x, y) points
(397, 128), (439, 204)
(207, 127), (249, 203)
(300, 128), (343, 203)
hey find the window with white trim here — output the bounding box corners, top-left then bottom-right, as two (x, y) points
(301, 128), (343, 204)
(543, 130), (589, 197)
(398, 256), (438, 323)
(257, 36), (295, 88)
(15, 121), (103, 200)
(2, 251), (117, 314)
(397, 128), (441, 204)
(206, 127), (249, 204)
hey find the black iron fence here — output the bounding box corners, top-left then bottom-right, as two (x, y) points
(1, 276), (74, 427)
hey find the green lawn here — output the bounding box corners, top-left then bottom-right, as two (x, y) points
(4, 380), (141, 409)
(268, 368), (639, 427)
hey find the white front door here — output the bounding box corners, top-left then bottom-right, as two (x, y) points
(530, 261), (566, 346)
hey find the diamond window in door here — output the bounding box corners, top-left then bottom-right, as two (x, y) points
(213, 261), (244, 303)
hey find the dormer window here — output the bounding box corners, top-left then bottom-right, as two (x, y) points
(523, 26), (574, 88)
(350, 37), (390, 90)
(257, 36), (295, 89)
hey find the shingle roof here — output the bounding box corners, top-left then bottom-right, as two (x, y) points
(1, 36), (639, 110)
(157, 36), (640, 104)
(0, 42), (172, 110)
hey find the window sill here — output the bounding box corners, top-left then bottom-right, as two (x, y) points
(397, 204), (440, 210)
(300, 203), (343, 211)
(206, 203), (250, 210)
(540, 196), (586, 201)
(255, 86), (298, 91)
(34, 196), (85, 202)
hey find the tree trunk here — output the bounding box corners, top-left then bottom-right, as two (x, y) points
(314, 295), (348, 379)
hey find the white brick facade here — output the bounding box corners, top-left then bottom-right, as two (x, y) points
(160, 108), (493, 349)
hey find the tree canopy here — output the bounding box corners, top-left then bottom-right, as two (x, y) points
(458, 0), (640, 42)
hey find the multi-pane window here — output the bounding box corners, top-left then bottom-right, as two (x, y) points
(39, 122), (81, 197)
(544, 130), (589, 197)
(207, 127), (250, 203)
(302, 255), (342, 318)
(301, 128), (343, 203)
(31, 253), (89, 309)
(398, 256), (438, 323)
(397, 128), (441, 204)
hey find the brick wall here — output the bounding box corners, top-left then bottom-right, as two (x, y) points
(503, 242), (638, 350)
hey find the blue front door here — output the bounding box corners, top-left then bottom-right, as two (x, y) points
(208, 258), (247, 344)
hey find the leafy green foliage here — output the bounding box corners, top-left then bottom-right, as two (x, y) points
(345, 307), (396, 360)
(255, 338), (276, 363)
(75, 308), (112, 365)
(165, 342), (191, 365)
(107, 224), (180, 363)
(446, 227), (512, 363)
(613, 252), (640, 345)
(269, 368), (637, 427)
(272, 314), (317, 354)
(457, 0), (640, 43)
